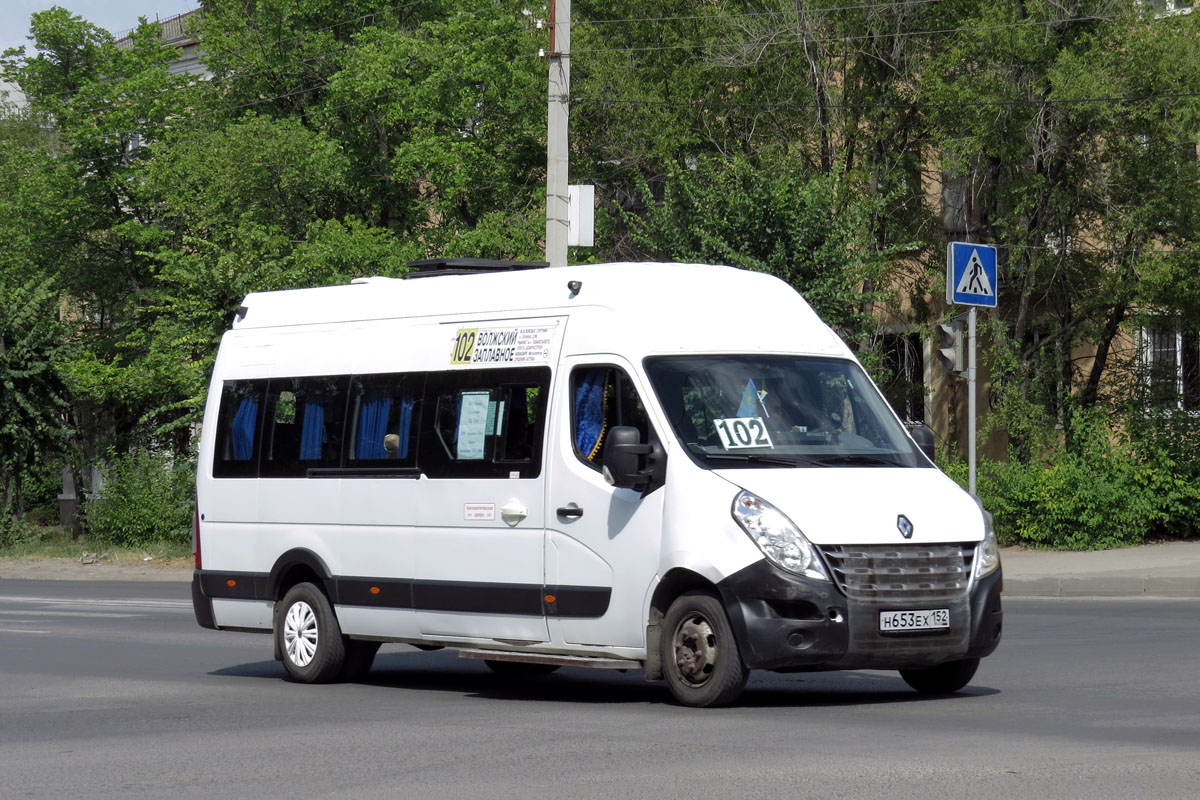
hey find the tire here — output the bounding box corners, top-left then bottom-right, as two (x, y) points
(339, 640), (381, 681)
(899, 657), (980, 694)
(275, 582), (346, 683)
(483, 659), (561, 676)
(661, 590), (748, 707)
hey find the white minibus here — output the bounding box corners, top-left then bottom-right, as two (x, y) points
(192, 260), (1002, 707)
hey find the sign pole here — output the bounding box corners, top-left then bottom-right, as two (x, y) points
(946, 241), (996, 499)
(968, 306), (977, 496)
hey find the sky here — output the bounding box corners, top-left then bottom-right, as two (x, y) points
(1, 1), (201, 58)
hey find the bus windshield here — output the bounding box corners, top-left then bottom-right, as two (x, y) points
(644, 355), (929, 469)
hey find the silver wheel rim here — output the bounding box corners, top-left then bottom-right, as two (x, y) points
(283, 600), (318, 667)
(672, 612), (717, 687)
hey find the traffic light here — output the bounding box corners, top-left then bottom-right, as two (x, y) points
(934, 319), (965, 377)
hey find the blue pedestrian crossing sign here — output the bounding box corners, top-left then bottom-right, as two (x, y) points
(947, 242), (998, 308)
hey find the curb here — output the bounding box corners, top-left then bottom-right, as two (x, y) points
(0, 560), (193, 583)
(1004, 575), (1200, 599)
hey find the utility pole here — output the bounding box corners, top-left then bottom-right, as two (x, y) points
(545, 0), (570, 267)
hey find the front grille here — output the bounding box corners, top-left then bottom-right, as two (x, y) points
(819, 543), (974, 603)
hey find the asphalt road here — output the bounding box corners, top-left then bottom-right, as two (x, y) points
(1, 581), (1197, 800)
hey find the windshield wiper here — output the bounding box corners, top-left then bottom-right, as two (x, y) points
(694, 452), (814, 467)
(814, 454), (905, 467)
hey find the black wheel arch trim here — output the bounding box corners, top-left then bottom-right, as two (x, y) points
(269, 548), (335, 601)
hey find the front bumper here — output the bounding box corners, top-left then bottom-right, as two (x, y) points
(716, 558), (1003, 671)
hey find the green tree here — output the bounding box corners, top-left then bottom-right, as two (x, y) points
(623, 155), (900, 338)
(0, 277), (71, 520)
(922, 1), (1200, 449)
(192, 0), (547, 256)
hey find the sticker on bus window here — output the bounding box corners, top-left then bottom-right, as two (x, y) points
(713, 417), (774, 450)
(457, 392), (491, 459)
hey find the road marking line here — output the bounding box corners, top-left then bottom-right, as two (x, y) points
(0, 595), (190, 609)
(0, 610), (141, 619)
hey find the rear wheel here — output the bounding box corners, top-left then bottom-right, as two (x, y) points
(899, 658), (980, 694)
(484, 660), (561, 676)
(275, 582), (346, 683)
(661, 590), (748, 707)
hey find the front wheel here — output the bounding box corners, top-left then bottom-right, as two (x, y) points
(661, 590), (748, 707)
(899, 658), (980, 694)
(275, 582), (346, 683)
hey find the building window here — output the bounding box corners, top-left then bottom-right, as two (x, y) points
(1146, 0), (1194, 16)
(1144, 327), (1200, 410)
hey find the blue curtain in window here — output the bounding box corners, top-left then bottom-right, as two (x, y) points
(454, 393), (462, 445)
(397, 395), (413, 459)
(300, 394), (325, 460)
(575, 368), (607, 460)
(356, 391), (391, 459)
(231, 396), (258, 461)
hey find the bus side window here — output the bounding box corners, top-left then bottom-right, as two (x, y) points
(571, 366), (654, 468)
(260, 376), (349, 477)
(421, 367), (549, 479)
(212, 379), (267, 478)
(345, 373), (422, 466)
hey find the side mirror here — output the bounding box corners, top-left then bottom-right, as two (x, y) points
(602, 425), (665, 493)
(908, 423), (936, 463)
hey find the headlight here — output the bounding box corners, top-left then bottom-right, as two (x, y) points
(974, 509), (1000, 579)
(732, 490), (829, 581)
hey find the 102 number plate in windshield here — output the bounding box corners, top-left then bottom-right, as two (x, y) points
(714, 417), (774, 450)
(879, 608), (950, 633)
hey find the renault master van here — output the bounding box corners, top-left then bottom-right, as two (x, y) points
(191, 260), (1002, 707)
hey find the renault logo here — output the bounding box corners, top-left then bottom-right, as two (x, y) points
(897, 514), (914, 539)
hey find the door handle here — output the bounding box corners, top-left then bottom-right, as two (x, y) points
(556, 505), (584, 519)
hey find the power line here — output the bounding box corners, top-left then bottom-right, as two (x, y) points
(572, 91), (1200, 111)
(577, 0), (945, 27)
(572, 14), (1131, 54)
(997, 243), (1200, 255)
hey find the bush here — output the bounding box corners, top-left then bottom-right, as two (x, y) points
(21, 460), (69, 525)
(944, 411), (1200, 550)
(83, 450), (194, 548)
(0, 512), (37, 550)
